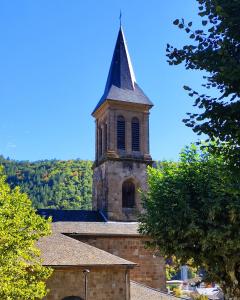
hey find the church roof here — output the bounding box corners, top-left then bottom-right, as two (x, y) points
(51, 221), (140, 236)
(92, 27), (153, 114)
(38, 209), (105, 222)
(38, 233), (136, 267)
(38, 209), (140, 236)
(131, 281), (176, 300)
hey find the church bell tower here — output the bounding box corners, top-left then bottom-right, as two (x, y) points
(92, 27), (153, 221)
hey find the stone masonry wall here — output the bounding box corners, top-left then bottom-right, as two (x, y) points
(44, 266), (129, 300)
(70, 235), (166, 290)
(94, 104), (151, 162)
(93, 160), (149, 221)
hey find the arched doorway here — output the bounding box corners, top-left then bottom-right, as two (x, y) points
(62, 296), (83, 300)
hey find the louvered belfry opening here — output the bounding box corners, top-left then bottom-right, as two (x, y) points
(122, 179), (135, 208)
(117, 116), (125, 150)
(132, 117), (140, 151)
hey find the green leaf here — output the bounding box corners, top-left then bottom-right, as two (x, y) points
(173, 19), (179, 25)
(0, 166), (52, 298)
(183, 85), (191, 91)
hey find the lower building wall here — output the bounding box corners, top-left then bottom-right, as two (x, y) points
(69, 235), (166, 290)
(44, 266), (129, 300)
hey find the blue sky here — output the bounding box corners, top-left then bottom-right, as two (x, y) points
(0, 0), (207, 161)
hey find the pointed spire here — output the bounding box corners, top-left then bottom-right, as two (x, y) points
(104, 26), (136, 93)
(119, 10), (122, 27)
(92, 27), (153, 115)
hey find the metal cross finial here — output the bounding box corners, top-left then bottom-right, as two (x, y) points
(119, 10), (122, 27)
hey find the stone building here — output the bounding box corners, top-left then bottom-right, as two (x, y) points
(92, 27), (153, 222)
(38, 26), (166, 300)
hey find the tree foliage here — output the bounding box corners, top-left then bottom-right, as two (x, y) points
(0, 156), (93, 210)
(0, 166), (52, 299)
(139, 145), (240, 299)
(167, 0), (240, 165)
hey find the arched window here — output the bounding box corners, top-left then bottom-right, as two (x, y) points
(99, 127), (103, 156)
(117, 116), (125, 150)
(104, 123), (107, 152)
(122, 179), (135, 208)
(62, 297), (83, 300)
(132, 117), (140, 151)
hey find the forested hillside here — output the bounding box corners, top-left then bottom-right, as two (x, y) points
(0, 156), (93, 210)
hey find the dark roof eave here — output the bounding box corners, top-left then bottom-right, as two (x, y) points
(38, 209), (105, 223)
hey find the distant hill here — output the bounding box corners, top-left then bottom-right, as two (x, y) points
(0, 156), (93, 210)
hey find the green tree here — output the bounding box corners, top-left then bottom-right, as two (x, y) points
(0, 166), (52, 299)
(139, 145), (240, 299)
(0, 156), (93, 210)
(167, 0), (240, 165)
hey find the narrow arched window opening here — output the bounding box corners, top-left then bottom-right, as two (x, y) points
(122, 180), (135, 208)
(117, 116), (125, 150)
(99, 127), (103, 157)
(132, 117), (140, 151)
(104, 123), (107, 152)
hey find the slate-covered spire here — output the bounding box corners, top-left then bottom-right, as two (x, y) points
(92, 26), (153, 115)
(104, 26), (136, 93)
